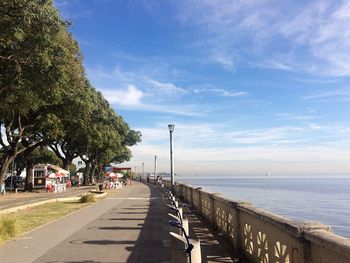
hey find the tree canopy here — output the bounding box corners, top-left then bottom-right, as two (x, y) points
(0, 0), (141, 185)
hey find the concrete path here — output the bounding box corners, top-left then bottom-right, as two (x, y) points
(0, 182), (170, 263)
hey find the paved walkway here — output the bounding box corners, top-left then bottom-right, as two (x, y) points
(0, 182), (170, 263)
(0, 182), (241, 263)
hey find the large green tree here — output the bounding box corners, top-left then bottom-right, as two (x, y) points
(49, 80), (96, 170)
(0, 0), (85, 183)
(79, 93), (141, 184)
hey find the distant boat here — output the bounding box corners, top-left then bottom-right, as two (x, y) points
(265, 173), (271, 176)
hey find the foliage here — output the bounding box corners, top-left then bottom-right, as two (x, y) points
(0, 217), (18, 241)
(0, 0), (85, 182)
(68, 163), (77, 176)
(80, 193), (96, 203)
(0, 0), (142, 185)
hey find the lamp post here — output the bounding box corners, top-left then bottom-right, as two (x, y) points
(168, 124), (175, 193)
(154, 155), (157, 184)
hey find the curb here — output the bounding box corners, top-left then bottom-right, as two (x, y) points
(0, 192), (107, 215)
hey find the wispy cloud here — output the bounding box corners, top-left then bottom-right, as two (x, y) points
(210, 89), (246, 97)
(134, 121), (350, 150)
(303, 88), (350, 100)
(144, 0), (350, 76)
(128, 121), (350, 175)
(276, 113), (315, 121)
(212, 52), (235, 71)
(192, 88), (247, 97)
(146, 79), (187, 96)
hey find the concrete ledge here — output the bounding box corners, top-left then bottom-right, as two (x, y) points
(304, 229), (350, 258)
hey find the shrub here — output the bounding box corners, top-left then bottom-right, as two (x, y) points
(80, 193), (96, 203)
(0, 217), (18, 241)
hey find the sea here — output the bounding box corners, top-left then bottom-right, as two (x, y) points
(175, 175), (350, 238)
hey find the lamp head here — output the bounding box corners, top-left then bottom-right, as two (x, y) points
(168, 124), (175, 132)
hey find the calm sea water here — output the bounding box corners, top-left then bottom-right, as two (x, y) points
(176, 176), (350, 238)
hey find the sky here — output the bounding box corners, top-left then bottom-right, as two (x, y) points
(55, 0), (350, 176)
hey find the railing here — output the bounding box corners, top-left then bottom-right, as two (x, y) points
(162, 180), (350, 263)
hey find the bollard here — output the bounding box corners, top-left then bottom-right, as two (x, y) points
(182, 218), (189, 237)
(178, 207), (183, 219)
(169, 232), (201, 263)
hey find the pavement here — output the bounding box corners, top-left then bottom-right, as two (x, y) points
(0, 182), (241, 263)
(0, 182), (171, 263)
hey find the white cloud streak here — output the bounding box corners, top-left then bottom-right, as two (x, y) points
(127, 121), (350, 174)
(303, 88), (350, 100)
(147, 0), (350, 76)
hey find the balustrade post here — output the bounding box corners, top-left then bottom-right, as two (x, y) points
(196, 188), (202, 215)
(300, 222), (333, 263)
(209, 194), (216, 226)
(235, 203), (249, 257)
(189, 187), (194, 206)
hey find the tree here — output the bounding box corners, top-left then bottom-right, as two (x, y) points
(49, 80), (96, 170)
(0, 0), (85, 183)
(78, 91), (141, 184)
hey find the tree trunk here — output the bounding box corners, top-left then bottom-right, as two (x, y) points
(63, 159), (72, 171)
(83, 162), (90, 185)
(25, 165), (34, 191)
(96, 166), (103, 181)
(89, 165), (96, 184)
(0, 155), (14, 184)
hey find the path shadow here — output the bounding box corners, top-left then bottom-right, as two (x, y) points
(183, 206), (249, 263)
(108, 218), (145, 221)
(98, 226), (142, 230)
(124, 183), (170, 263)
(116, 212), (147, 215)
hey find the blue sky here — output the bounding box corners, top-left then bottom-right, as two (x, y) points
(55, 0), (350, 176)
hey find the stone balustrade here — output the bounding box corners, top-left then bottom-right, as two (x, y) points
(162, 180), (350, 263)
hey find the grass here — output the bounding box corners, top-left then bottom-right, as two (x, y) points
(0, 217), (18, 241)
(80, 193), (96, 203)
(0, 200), (91, 244)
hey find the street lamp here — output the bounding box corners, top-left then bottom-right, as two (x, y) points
(154, 155), (157, 184)
(168, 124), (175, 193)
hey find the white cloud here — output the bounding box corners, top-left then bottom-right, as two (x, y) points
(125, 121), (350, 175)
(303, 88), (350, 100)
(191, 87), (247, 98)
(210, 89), (246, 97)
(101, 85), (143, 106)
(146, 79), (187, 96)
(276, 113), (315, 121)
(147, 0), (350, 76)
(213, 53), (235, 71)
